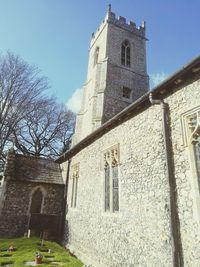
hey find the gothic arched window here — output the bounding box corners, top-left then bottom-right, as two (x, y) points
(30, 188), (43, 214)
(71, 164), (79, 208)
(104, 146), (119, 212)
(105, 162), (110, 211)
(94, 46), (100, 66)
(194, 137), (200, 188)
(188, 112), (200, 190)
(112, 160), (119, 212)
(121, 40), (130, 67)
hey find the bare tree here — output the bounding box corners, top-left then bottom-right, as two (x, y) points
(13, 98), (75, 158)
(0, 52), (49, 168)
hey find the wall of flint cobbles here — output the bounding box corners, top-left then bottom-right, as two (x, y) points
(62, 78), (200, 266)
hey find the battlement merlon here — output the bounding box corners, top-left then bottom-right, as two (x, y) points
(90, 5), (147, 46)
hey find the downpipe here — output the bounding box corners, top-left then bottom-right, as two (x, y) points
(60, 158), (71, 242)
(149, 93), (183, 267)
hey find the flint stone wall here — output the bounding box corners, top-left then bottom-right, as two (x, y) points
(0, 181), (64, 238)
(73, 13), (148, 144)
(63, 104), (172, 267)
(62, 78), (200, 266)
(166, 79), (200, 267)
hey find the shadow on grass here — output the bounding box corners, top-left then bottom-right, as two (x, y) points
(0, 261), (14, 266)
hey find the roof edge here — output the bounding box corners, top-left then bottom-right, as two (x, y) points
(56, 54), (200, 163)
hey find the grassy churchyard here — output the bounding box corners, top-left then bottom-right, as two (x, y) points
(0, 237), (83, 267)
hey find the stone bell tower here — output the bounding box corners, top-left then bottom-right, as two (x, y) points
(73, 5), (149, 144)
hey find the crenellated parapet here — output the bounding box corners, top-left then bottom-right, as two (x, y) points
(74, 5), (149, 143)
(91, 4), (146, 45)
(107, 9), (146, 37)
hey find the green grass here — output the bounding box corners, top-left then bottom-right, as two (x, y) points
(0, 237), (83, 267)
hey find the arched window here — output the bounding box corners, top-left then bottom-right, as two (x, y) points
(189, 112), (200, 190)
(71, 164), (79, 208)
(94, 46), (100, 66)
(105, 162), (110, 211)
(194, 138), (200, 188)
(30, 188), (43, 214)
(104, 146), (119, 212)
(121, 40), (130, 67)
(112, 159), (119, 212)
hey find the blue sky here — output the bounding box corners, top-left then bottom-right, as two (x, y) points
(1, 0), (200, 112)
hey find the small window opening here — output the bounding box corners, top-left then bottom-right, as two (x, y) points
(123, 87), (132, 99)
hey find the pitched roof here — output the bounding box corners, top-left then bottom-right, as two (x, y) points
(56, 54), (200, 163)
(6, 152), (64, 185)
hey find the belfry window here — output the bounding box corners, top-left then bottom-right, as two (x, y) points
(121, 40), (130, 67)
(94, 46), (100, 66)
(104, 146), (119, 212)
(71, 164), (79, 208)
(123, 86), (132, 100)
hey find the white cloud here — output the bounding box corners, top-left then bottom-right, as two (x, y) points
(66, 73), (169, 112)
(150, 72), (169, 89)
(66, 88), (83, 113)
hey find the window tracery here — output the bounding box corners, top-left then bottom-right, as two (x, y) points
(188, 111), (200, 144)
(105, 162), (110, 211)
(104, 145), (119, 212)
(188, 111), (200, 184)
(71, 164), (79, 208)
(121, 40), (130, 67)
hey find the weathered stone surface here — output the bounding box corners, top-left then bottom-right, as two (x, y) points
(0, 153), (64, 239)
(62, 77), (200, 266)
(166, 79), (200, 267)
(59, 7), (200, 267)
(73, 8), (148, 145)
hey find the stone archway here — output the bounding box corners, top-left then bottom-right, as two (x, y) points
(30, 188), (43, 214)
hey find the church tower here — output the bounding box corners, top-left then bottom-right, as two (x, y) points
(73, 5), (149, 144)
